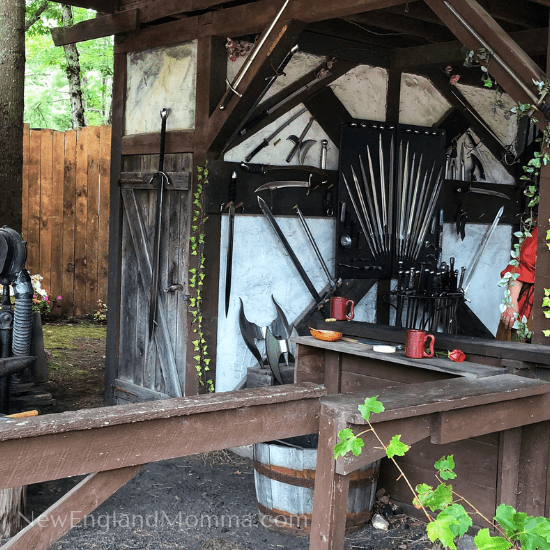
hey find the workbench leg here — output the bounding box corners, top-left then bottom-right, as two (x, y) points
(309, 409), (350, 550)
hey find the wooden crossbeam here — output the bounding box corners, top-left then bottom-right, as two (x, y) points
(424, 0), (548, 130)
(51, 9), (139, 46)
(2, 466), (143, 550)
(0, 383), (325, 489)
(52, 0), (117, 13)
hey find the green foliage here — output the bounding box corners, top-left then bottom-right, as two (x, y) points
(24, 5), (113, 130)
(333, 397), (550, 550)
(189, 163), (213, 392)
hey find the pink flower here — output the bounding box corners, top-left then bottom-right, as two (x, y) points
(57, 296), (62, 301)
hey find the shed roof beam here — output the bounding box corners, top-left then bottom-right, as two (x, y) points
(52, 0), (118, 12)
(391, 27), (548, 69)
(424, 0), (549, 131)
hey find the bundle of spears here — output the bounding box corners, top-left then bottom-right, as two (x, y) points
(393, 258), (466, 334)
(342, 136), (444, 262)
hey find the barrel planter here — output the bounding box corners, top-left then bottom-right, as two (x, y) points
(253, 435), (380, 536)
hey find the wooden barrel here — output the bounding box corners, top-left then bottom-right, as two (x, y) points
(253, 435), (380, 536)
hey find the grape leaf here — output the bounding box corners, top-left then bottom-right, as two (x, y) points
(358, 396), (385, 422)
(474, 528), (512, 550)
(386, 434), (410, 458)
(434, 455), (457, 480)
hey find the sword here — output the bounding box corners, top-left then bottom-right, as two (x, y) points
(245, 107), (307, 163)
(258, 196), (324, 307)
(148, 108), (170, 338)
(455, 184), (510, 200)
(240, 161), (326, 176)
(254, 173), (326, 194)
(220, 45), (299, 156)
(219, 0), (292, 110)
(224, 171), (239, 316)
(286, 115), (315, 163)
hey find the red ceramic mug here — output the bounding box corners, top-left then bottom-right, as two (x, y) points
(405, 329), (435, 359)
(330, 296), (355, 321)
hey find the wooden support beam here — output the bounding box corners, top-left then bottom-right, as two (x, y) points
(206, 19), (305, 155)
(0, 383), (325, 489)
(391, 27), (548, 70)
(121, 131), (194, 155)
(424, 0), (548, 131)
(2, 466), (143, 550)
(53, 0), (118, 13)
(531, 16), (550, 345)
(51, 9), (139, 46)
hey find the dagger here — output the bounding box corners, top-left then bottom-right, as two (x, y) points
(240, 161), (327, 176)
(224, 171), (238, 316)
(455, 184), (509, 200)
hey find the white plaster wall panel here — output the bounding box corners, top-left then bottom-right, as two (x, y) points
(125, 41), (197, 135)
(330, 65), (388, 121)
(216, 215), (336, 391)
(224, 104), (339, 170)
(452, 130), (515, 185)
(226, 51), (323, 104)
(456, 83), (518, 151)
(399, 73), (452, 127)
(442, 222), (511, 336)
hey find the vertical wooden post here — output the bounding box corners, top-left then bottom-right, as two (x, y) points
(0, 486), (26, 539)
(531, 12), (550, 345)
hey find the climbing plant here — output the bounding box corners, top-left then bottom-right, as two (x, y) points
(189, 162), (214, 392)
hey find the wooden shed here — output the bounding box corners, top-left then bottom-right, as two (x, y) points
(47, 0), (550, 540)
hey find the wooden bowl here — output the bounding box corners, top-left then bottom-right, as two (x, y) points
(310, 328), (343, 342)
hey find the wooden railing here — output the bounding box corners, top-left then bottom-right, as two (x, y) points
(22, 125), (111, 318)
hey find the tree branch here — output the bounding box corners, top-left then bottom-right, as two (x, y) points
(25, 0), (50, 32)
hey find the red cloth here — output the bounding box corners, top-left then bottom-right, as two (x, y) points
(500, 225), (537, 320)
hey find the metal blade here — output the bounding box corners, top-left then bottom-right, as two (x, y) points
(265, 328), (285, 385)
(225, 204), (236, 316)
(357, 157), (381, 254)
(257, 196), (324, 306)
(365, 146), (384, 253)
(349, 167), (378, 257)
(387, 135), (394, 253)
(456, 185), (510, 200)
(238, 298), (265, 368)
(254, 179), (313, 193)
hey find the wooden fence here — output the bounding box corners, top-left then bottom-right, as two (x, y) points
(22, 125), (112, 318)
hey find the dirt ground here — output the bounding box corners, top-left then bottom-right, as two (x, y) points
(16, 320), (435, 550)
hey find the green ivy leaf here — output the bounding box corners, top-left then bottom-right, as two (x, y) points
(544, 310), (550, 318)
(358, 396), (385, 422)
(543, 330), (550, 338)
(542, 297), (550, 307)
(434, 455), (457, 480)
(386, 434), (410, 458)
(334, 428), (364, 459)
(474, 529), (512, 550)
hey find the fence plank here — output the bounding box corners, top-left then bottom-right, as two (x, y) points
(26, 131), (41, 276)
(50, 132), (65, 318)
(74, 128), (89, 317)
(62, 130), (77, 318)
(86, 127), (101, 314)
(21, 125), (30, 244)
(98, 126), (111, 308)
(39, 130), (54, 296)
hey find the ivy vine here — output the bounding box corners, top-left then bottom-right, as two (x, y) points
(190, 162), (214, 392)
(498, 78), (550, 340)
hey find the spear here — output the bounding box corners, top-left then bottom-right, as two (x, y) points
(365, 145), (385, 254)
(378, 134), (388, 250)
(387, 135), (395, 254)
(351, 165), (379, 256)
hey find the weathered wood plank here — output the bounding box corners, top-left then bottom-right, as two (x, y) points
(86, 127), (101, 314)
(2, 465), (143, 550)
(496, 427), (521, 508)
(74, 127), (89, 317)
(26, 131), (41, 275)
(50, 131), (65, 318)
(121, 189), (183, 397)
(61, 130), (77, 318)
(121, 131), (194, 155)
(39, 130), (54, 295)
(21, 125), (30, 244)
(119, 171), (189, 189)
(51, 9), (139, 46)
(113, 378), (171, 402)
(0, 384), (325, 488)
(98, 125), (111, 305)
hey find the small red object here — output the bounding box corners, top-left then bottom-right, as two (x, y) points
(449, 349), (466, 362)
(405, 329), (435, 359)
(330, 296), (355, 321)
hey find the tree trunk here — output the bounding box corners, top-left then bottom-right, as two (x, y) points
(0, 487), (26, 539)
(0, 0), (25, 233)
(61, 4), (86, 129)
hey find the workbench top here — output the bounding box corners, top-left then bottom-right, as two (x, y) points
(292, 336), (504, 379)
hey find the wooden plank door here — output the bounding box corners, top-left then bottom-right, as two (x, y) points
(115, 153), (191, 402)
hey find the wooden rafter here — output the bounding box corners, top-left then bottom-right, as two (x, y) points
(424, 0), (548, 130)
(391, 27), (548, 69)
(51, 0), (118, 12)
(51, 9), (139, 46)
(205, 18), (306, 155)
